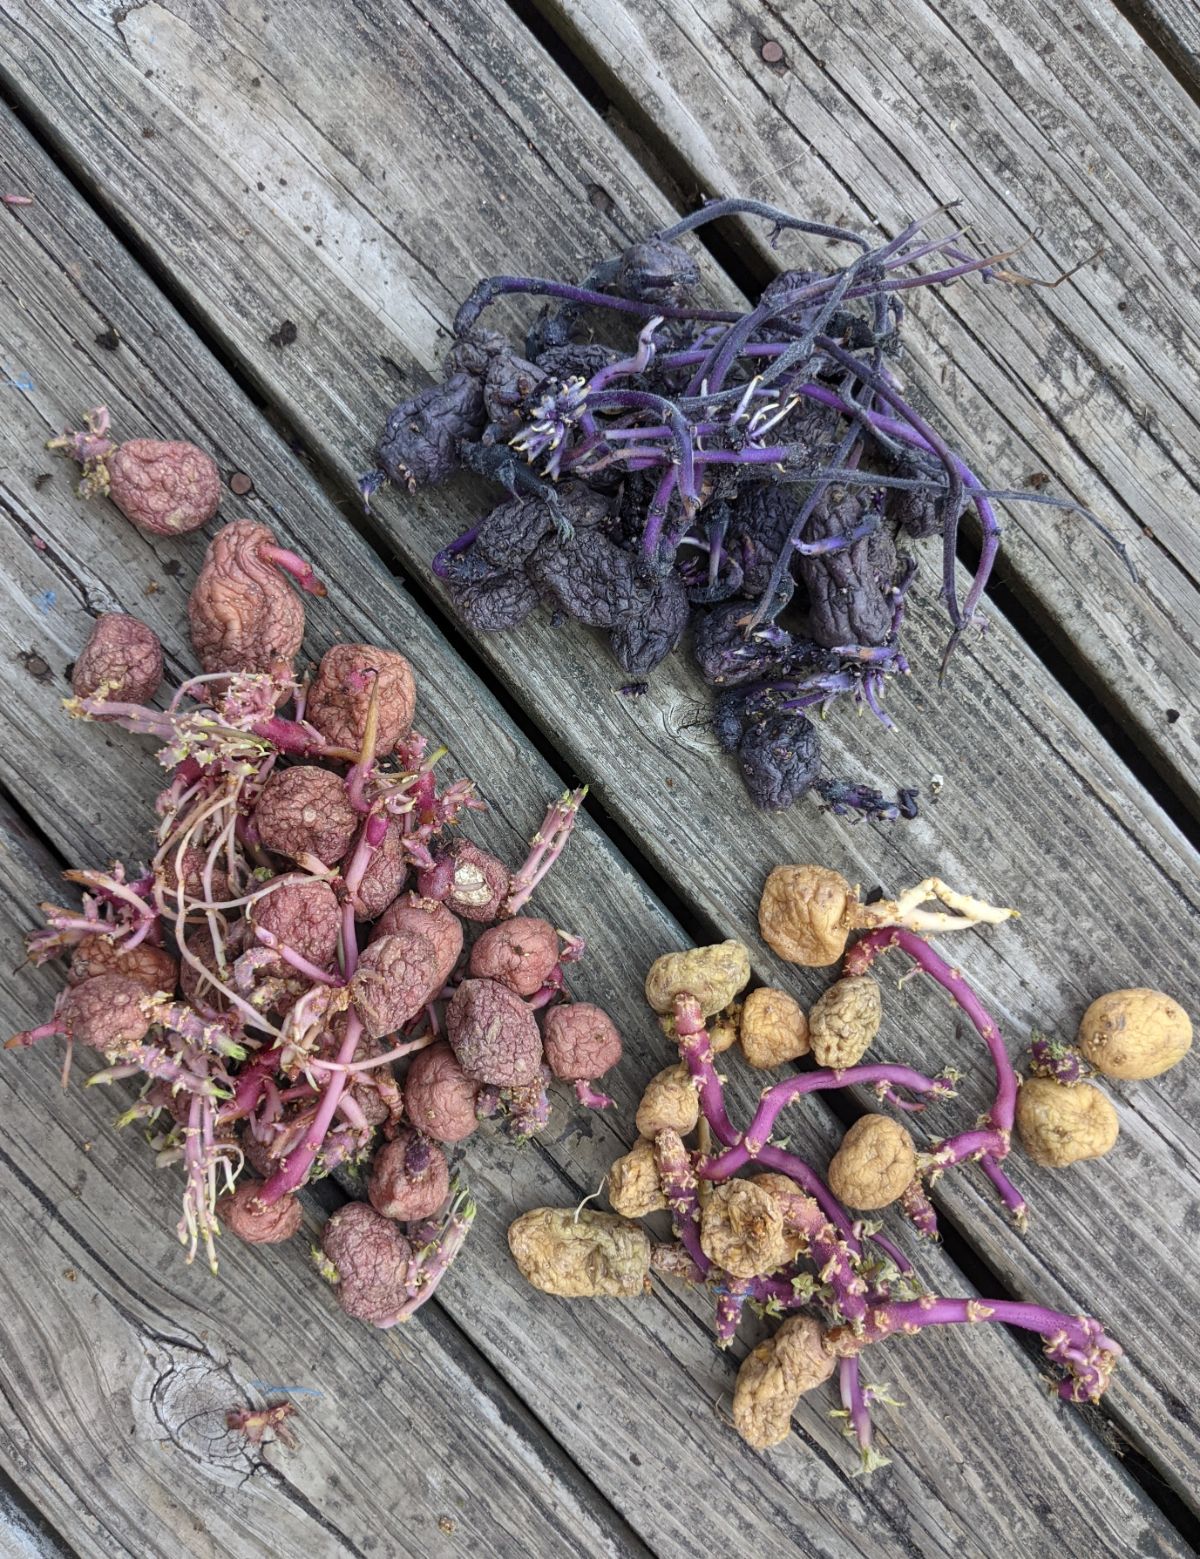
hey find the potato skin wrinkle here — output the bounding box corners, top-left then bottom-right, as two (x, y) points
(828, 1115), (917, 1209)
(508, 1208), (651, 1297)
(1016, 1078), (1119, 1168)
(1077, 988), (1192, 1080)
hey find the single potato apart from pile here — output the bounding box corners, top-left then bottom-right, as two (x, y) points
(740, 986), (809, 1069)
(1077, 988), (1192, 1080)
(758, 865), (859, 966)
(508, 1207), (651, 1297)
(1015, 1077), (1119, 1168)
(827, 1114), (916, 1209)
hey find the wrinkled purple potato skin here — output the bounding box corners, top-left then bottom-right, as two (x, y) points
(160, 845), (232, 907)
(72, 613), (163, 705)
(108, 438), (221, 535)
(347, 817), (409, 921)
(530, 527), (626, 631)
(254, 766), (358, 866)
(419, 840), (510, 923)
(739, 712), (821, 812)
(614, 238), (701, 304)
(351, 929), (440, 1039)
(370, 893), (463, 991)
(403, 1039), (480, 1142)
(446, 978), (544, 1087)
(468, 917), (559, 997)
(378, 372), (485, 491)
(188, 520), (305, 684)
(248, 878), (341, 975)
(178, 923), (231, 1010)
(799, 491), (898, 649)
(60, 974), (153, 1051)
(608, 573), (690, 676)
(306, 643), (417, 758)
(448, 569), (541, 634)
(68, 936), (178, 993)
(473, 492), (557, 571)
(240, 1126), (276, 1179)
(321, 1202), (414, 1326)
(542, 1003), (622, 1083)
(216, 1179), (303, 1243)
(368, 1129), (450, 1221)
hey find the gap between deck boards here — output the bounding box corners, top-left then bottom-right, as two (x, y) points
(0, 9), (1190, 1546)
(2, 0), (1196, 1484)
(516, 0), (1200, 824)
(1109, 0), (1200, 97)
(505, 0), (1200, 859)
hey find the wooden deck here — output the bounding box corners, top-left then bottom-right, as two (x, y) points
(0, 1), (1197, 1553)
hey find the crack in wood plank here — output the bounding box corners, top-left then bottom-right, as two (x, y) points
(0, 1), (1197, 1546)
(529, 0), (1200, 811)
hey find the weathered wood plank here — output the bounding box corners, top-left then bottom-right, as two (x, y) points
(0, 810), (651, 1559)
(534, 0), (1200, 812)
(9, 0), (1196, 810)
(4, 0), (1198, 1505)
(0, 92), (1188, 1557)
(1117, 0), (1200, 92)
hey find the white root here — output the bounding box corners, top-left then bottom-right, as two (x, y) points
(864, 877), (1017, 934)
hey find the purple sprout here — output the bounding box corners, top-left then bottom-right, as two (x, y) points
(844, 929), (1026, 1226)
(1028, 1030), (1092, 1085)
(655, 989), (1119, 1464)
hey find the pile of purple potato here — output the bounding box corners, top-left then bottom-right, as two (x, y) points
(11, 419), (625, 1325)
(362, 196), (1133, 820)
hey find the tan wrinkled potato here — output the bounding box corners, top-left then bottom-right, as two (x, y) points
(751, 1172), (809, 1264)
(1015, 1077), (1119, 1168)
(507, 1208), (652, 1297)
(758, 865), (856, 966)
(827, 1115), (916, 1209)
(809, 975), (883, 1070)
(740, 986), (810, 1070)
(699, 1179), (789, 1278)
(644, 940), (751, 1017)
(1076, 988), (1192, 1081)
(732, 1315), (836, 1449)
(608, 1137), (667, 1217)
(635, 1064), (700, 1139)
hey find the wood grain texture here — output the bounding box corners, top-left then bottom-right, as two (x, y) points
(535, 0), (1200, 812)
(2, 0), (1198, 1506)
(3, 100), (1186, 1559)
